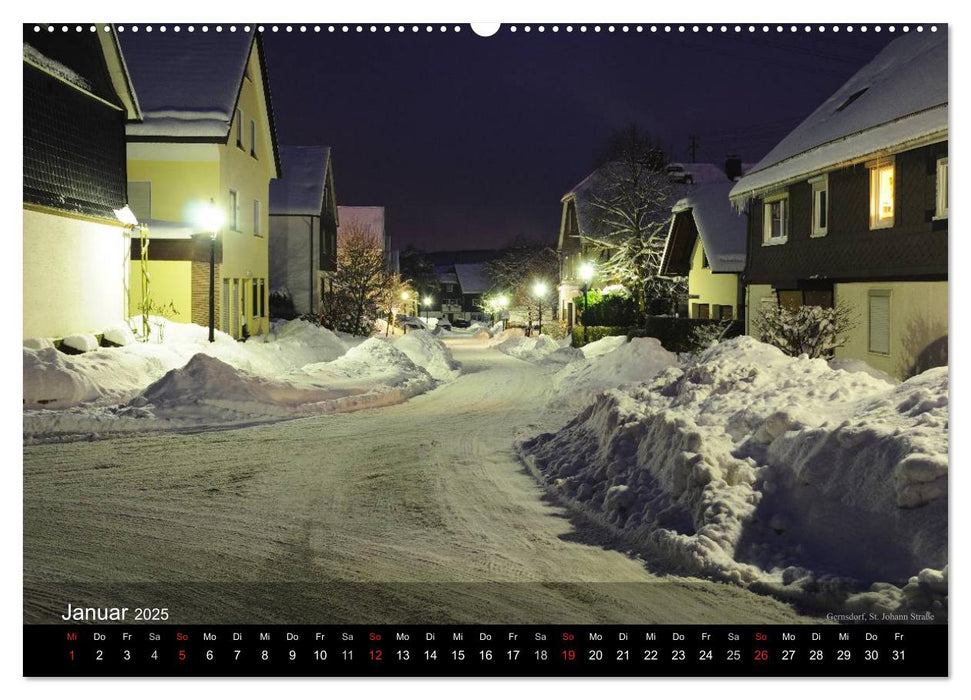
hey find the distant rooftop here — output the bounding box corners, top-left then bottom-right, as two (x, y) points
(270, 146), (331, 216)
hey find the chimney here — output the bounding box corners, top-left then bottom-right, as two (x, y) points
(725, 155), (742, 181)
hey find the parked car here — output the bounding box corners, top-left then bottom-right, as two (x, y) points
(452, 319), (471, 328)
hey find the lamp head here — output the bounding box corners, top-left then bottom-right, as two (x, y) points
(532, 281), (548, 298)
(578, 261), (595, 282)
(196, 200), (224, 235)
(422, 296), (433, 306)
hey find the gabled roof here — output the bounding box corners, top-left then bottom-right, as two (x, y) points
(661, 182), (747, 276)
(731, 31), (947, 205)
(119, 29), (281, 175)
(453, 263), (493, 295)
(667, 162), (734, 184)
(270, 146), (331, 216)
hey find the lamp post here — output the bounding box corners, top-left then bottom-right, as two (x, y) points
(533, 281), (548, 336)
(423, 296), (432, 325)
(196, 199), (224, 343)
(578, 261), (595, 345)
(496, 294), (508, 330)
(400, 291), (410, 334)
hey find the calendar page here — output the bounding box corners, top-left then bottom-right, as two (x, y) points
(21, 17), (948, 679)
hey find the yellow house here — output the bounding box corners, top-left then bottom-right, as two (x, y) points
(119, 30), (280, 338)
(660, 182), (746, 320)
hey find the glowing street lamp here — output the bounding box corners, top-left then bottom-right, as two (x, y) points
(195, 199), (224, 343)
(578, 261), (595, 344)
(422, 296), (433, 324)
(532, 280), (548, 336)
(400, 291), (411, 334)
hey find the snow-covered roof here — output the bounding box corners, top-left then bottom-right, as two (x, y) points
(270, 146), (331, 216)
(453, 263), (493, 295)
(668, 182), (747, 273)
(120, 31), (254, 139)
(23, 42), (92, 92)
(731, 31), (947, 204)
(437, 270), (459, 285)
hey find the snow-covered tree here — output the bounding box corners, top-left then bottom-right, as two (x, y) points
(320, 223), (387, 336)
(755, 303), (856, 358)
(581, 124), (686, 317)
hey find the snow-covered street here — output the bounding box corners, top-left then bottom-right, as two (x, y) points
(23, 335), (812, 625)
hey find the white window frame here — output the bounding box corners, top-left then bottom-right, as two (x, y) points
(235, 108), (244, 149)
(935, 156), (948, 220)
(250, 119), (257, 158)
(229, 189), (239, 231)
(810, 174), (828, 238)
(867, 289), (891, 356)
(868, 158), (895, 230)
(253, 199), (261, 236)
(762, 192), (789, 246)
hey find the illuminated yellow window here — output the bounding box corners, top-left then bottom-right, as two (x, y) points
(869, 161), (895, 229)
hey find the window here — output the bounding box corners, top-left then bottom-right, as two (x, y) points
(259, 279), (265, 317)
(810, 175), (828, 237)
(718, 305), (734, 320)
(229, 190), (239, 231)
(251, 280), (258, 320)
(762, 193), (789, 245)
(693, 303), (710, 319)
(868, 290), (891, 355)
(935, 157), (948, 219)
(869, 160), (894, 229)
(250, 119), (257, 158)
(253, 200), (261, 236)
(127, 181), (151, 222)
(235, 109), (243, 149)
(701, 249), (710, 269)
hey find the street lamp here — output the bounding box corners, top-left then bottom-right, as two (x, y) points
(196, 199), (224, 343)
(422, 296), (432, 324)
(578, 261), (595, 345)
(495, 294), (509, 330)
(400, 291), (410, 334)
(532, 281), (548, 336)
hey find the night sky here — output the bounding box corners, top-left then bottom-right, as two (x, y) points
(262, 26), (896, 252)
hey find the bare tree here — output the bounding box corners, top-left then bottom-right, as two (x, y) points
(582, 124), (686, 317)
(485, 244), (559, 319)
(321, 224), (387, 336)
(375, 273), (415, 336)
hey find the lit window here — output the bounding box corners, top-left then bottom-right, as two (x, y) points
(253, 200), (261, 236)
(250, 119), (257, 158)
(235, 109), (243, 149)
(868, 290), (891, 355)
(229, 190), (239, 231)
(762, 193), (789, 245)
(810, 175), (828, 237)
(869, 161), (894, 229)
(935, 157), (948, 219)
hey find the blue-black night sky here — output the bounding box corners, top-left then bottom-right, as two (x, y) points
(262, 26), (895, 251)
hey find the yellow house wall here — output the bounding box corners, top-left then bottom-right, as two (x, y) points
(835, 281), (948, 380)
(127, 260), (193, 324)
(23, 208), (130, 339)
(687, 240), (740, 318)
(126, 158), (220, 222)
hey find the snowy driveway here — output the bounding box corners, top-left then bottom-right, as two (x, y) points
(24, 337), (810, 624)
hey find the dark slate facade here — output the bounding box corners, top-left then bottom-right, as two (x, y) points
(23, 30), (128, 220)
(744, 141), (948, 293)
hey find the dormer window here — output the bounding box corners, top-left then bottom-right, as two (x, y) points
(762, 192), (789, 245)
(868, 158), (895, 230)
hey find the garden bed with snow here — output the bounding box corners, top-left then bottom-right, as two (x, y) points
(520, 336), (947, 618)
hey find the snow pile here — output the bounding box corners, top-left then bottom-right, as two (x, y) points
(102, 323), (137, 347)
(393, 330), (461, 381)
(521, 336), (947, 617)
(61, 334), (99, 353)
(22, 318), (354, 409)
(494, 334), (562, 363)
(550, 337), (678, 411)
(23, 338), (54, 351)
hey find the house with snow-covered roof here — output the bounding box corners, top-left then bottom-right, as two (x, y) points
(269, 146), (338, 316)
(23, 25), (141, 340)
(120, 29), (280, 339)
(660, 182), (747, 321)
(730, 30), (947, 380)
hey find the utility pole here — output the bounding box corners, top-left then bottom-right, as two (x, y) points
(688, 135), (700, 163)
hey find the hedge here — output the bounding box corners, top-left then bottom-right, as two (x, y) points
(573, 317), (744, 353)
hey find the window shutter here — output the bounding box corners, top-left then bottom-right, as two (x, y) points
(868, 292), (891, 354)
(128, 181), (151, 222)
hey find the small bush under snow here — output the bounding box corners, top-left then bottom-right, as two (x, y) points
(61, 334), (99, 353)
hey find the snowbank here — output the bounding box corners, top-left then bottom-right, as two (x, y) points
(493, 333), (562, 363)
(521, 336), (947, 617)
(22, 318), (353, 409)
(393, 330), (461, 381)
